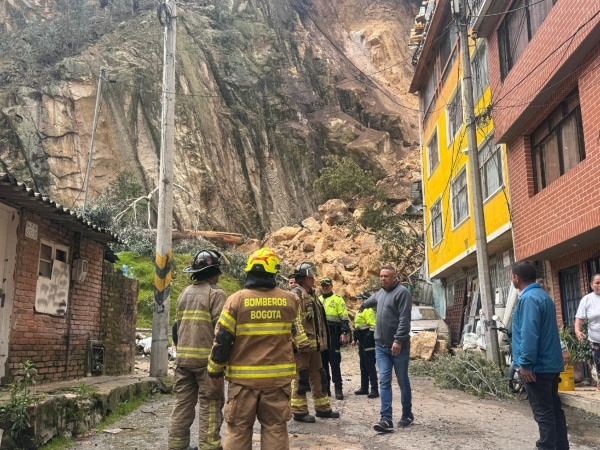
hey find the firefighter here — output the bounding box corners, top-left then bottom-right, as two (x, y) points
(318, 277), (349, 400)
(290, 262), (340, 422)
(168, 250), (227, 450)
(353, 291), (379, 398)
(207, 248), (307, 450)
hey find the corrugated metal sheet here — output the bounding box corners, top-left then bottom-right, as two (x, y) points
(0, 173), (118, 244)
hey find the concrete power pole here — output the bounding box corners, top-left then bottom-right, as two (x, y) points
(456, 0), (499, 364)
(81, 67), (106, 219)
(150, 0), (177, 377)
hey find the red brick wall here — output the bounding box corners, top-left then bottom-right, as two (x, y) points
(8, 210), (109, 384)
(488, 1), (600, 141)
(485, 1), (600, 260)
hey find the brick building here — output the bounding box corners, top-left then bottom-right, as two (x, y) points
(472, 0), (600, 326)
(0, 173), (138, 385)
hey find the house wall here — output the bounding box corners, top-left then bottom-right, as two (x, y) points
(8, 211), (102, 382)
(421, 51), (511, 278)
(6, 210), (137, 384)
(487, 4), (600, 260)
(100, 261), (137, 375)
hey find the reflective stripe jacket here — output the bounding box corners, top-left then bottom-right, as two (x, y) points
(207, 287), (307, 388)
(293, 286), (329, 352)
(354, 308), (376, 351)
(175, 281), (227, 368)
(319, 293), (349, 334)
(354, 308), (376, 331)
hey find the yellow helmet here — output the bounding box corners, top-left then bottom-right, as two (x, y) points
(245, 248), (280, 274)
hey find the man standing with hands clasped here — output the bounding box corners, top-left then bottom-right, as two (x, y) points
(511, 260), (569, 450)
(361, 265), (414, 433)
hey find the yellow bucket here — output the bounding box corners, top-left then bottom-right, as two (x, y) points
(558, 365), (575, 391)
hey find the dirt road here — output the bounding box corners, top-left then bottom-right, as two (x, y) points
(72, 348), (600, 449)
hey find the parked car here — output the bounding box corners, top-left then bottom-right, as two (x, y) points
(410, 305), (450, 340)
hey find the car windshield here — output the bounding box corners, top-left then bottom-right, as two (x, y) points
(411, 308), (440, 321)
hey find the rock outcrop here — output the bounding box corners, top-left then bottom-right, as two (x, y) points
(0, 0), (420, 237)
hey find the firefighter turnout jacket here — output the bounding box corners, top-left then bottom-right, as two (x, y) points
(293, 286), (329, 352)
(208, 287), (307, 388)
(176, 281), (227, 367)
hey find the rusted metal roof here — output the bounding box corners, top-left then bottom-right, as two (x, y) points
(0, 172), (119, 244)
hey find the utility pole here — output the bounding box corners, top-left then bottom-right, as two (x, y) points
(82, 67), (106, 219)
(456, 0), (499, 364)
(150, 0), (177, 377)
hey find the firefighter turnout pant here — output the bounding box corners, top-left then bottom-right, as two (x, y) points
(291, 351), (333, 415)
(223, 382), (292, 450)
(168, 366), (224, 450)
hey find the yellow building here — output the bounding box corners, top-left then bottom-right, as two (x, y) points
(408, 0), (513, 343)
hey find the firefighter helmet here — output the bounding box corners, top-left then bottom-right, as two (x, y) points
(293, 262), (318, 278)
(183, 250), (223, 273)
(245, 248), (280, 274)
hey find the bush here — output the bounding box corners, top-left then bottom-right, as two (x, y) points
(314, 156), (382, 204)
(409, 351), (514, 399)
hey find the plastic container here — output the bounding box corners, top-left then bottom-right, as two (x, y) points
(558, 365), (575, 391)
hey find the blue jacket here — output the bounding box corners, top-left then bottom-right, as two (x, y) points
(512, 283), (564, 374)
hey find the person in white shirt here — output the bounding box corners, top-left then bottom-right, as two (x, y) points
(575, 273), (600, 390)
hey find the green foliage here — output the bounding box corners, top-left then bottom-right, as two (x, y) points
(95, 392), (150, 430)
(409, 352), (514, 399)
(559, 326), (593, 365)
(358, 203), (424, 280)
(0, 361), (39, 445)
(314, 156), (382, 204)
(116, 251), (242, 328)
(39, 435), (75, 449)
(66, 382), (98, 425)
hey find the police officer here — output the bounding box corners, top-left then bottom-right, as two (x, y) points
(318, 277), (349, 400)
(168, 250), (227, 450)
(208, 248), (307, 450)
(290, 262), (340, 422)
(353, 291), (379, 398)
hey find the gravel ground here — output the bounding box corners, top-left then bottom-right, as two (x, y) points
(72, 347), (600, 449)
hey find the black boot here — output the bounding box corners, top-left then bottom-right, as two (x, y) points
(368, 390), (379, 398)
(316, 410), (340, 418)
(293, 413), (316, 423)
(354, 388), (369, 395)
(335, 386), (344, 400)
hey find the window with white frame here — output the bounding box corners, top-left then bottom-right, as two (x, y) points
(471, 42), (489, 102)
(451, 168), (469, 227)
(447, 85), (463, 144)
(36, 240), (70, 316)
(478, 138), (503, 200)
(39, 241), (68, 278)
(427, 129), (439, 176)
(430, 199), (443, 247)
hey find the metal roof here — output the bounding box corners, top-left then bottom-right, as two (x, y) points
(0, 173), (119, 244)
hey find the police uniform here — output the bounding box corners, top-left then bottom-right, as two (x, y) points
(319, 288), (349, 397)
(354, 307), (378, 397)
(168, 281), (227, 450)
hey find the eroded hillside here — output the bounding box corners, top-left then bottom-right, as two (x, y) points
(0, 0), (420, 237)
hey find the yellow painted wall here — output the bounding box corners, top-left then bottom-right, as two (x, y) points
(421, 53), (511, 278)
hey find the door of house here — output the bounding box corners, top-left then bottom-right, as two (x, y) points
(558, 265), (581, 328)
(0, 204), (19, 384)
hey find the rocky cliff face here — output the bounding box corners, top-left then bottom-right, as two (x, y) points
(0, 0), (420, 237)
